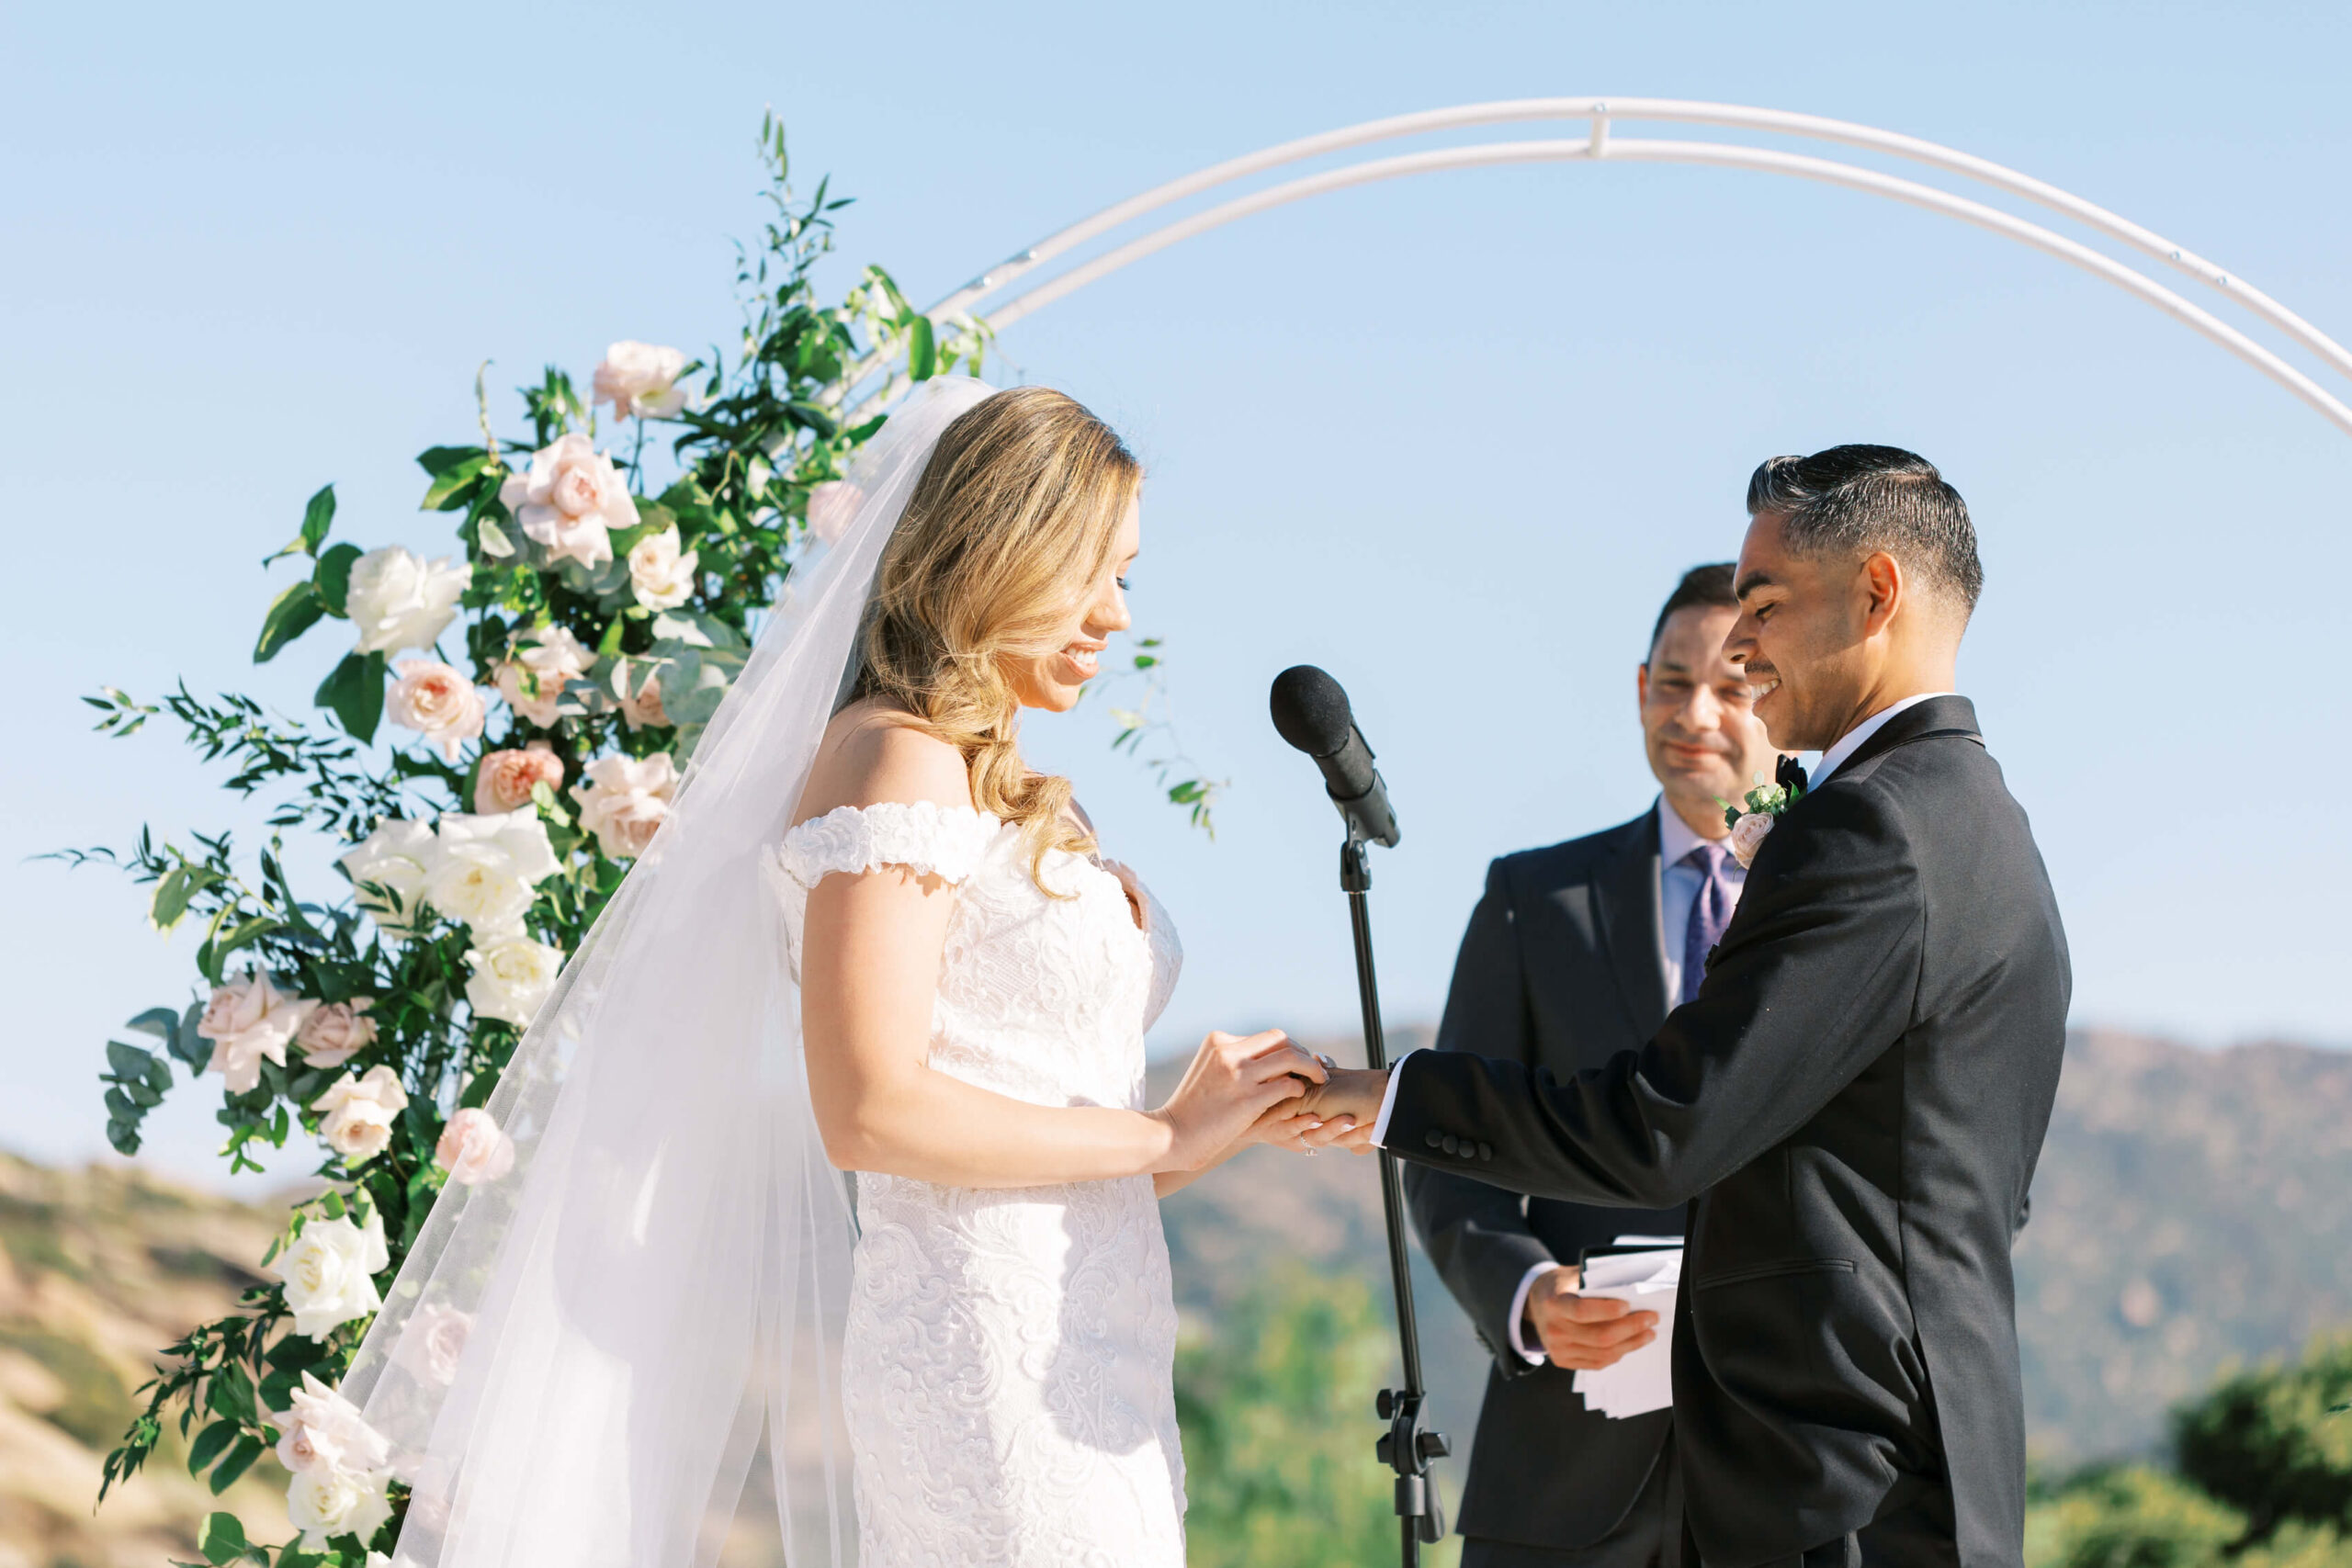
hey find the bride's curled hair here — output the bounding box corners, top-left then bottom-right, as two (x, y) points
(850, 385), (1142, 885)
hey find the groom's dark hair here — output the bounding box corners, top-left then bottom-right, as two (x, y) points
(1647, 562), (1738, 656)
(1746, 445), (1984, 614)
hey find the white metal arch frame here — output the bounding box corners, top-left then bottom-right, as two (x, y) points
(848, 98), (2352, 439)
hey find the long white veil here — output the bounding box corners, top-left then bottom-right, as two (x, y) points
(342, 375), (1001, 1568)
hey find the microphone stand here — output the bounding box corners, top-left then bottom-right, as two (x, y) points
(1338, 830), (1450, 1566)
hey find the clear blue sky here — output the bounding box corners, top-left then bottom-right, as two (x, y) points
(6, 0), (2348, 1190)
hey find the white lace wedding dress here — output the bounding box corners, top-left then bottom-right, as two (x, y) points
(769, 800), (1188, 1568)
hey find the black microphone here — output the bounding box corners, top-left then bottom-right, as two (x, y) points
(1270, 665), (1400, 848)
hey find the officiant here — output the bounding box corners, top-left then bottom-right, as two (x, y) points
(1408, 563), (1788, 1568)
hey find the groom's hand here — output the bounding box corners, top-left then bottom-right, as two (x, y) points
(1524, 1265), (1658, 1371)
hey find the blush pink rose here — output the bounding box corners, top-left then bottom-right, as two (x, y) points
(571, 752), (679, 860)
(497, 433), (637, 569)
(198, 971), (315, 1094)
(311, 1066), (410, 1166)
(389, 1301), (472, 1388)
(474, 740), (566, 814)
(805, 480), (862, 545)
(296, 998), (378, 1070)
(494, 626), (594, 729)
(387, 660), (487, 761)
(592, 341), (691, 421)
(1727, 811), (1776, 870)
(435, 1108), (515, 1186)
(616, 660), (671, 731)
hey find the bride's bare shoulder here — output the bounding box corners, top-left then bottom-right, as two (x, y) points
(793, 699), (974, 827)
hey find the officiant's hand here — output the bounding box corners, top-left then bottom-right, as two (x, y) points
(1524, 1265), (1658, 1371)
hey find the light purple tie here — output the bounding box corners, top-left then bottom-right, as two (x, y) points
(1681, 842), (1736, 1007)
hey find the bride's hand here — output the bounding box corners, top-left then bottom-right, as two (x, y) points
(1154, 1029), (1326, 1170)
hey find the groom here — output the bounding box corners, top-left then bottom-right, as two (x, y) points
(1306, 446), (2069, 1568)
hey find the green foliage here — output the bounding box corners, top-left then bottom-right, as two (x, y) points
(1174, 1262), (1453, 1567)
(2025, 1466), (2250, 1568)
(2176, 1335), (2352, 1542)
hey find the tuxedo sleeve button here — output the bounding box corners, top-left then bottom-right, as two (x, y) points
(1424, 1130), (1443, 1149)
(1441, 1134), (1461, 1156)
(1477, 1143), (1493, 1161)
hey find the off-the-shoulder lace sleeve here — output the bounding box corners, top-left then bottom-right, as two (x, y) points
(776, 801), (1002, 888)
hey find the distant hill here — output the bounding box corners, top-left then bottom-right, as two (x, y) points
(1161, 1027), (2352, 1469)
(1, 1029), (2343, 1563)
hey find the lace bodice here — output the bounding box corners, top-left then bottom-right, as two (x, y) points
(767, 801), (1188, 1566)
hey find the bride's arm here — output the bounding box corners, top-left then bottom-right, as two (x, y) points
(797, 718), (1318, 1189)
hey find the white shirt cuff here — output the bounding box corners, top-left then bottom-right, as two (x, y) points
(1369, 1057), (1408, 1146)
(1507, 1260), (1556, 1364)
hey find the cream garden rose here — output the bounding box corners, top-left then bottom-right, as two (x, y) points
(311, 1066), (409, 1166)
(287, 1462), (394, 1551)
(296, 998), (378, 1069)
(498, 433), (637, 568)
(435, 1106), (517, 1186)
(1728, 811), (1776, 870)
(345, 547), (470, 656)
(387, 660), (486, 761)
(571, 751), (679, 860)
(338, 819), (435, 938)
(592, 340), (692, 420)
(614, 658), (671, 731)
(494, 624), (595, 728)
(424, 809), (561, 933)
(198, 971), (315, 1095)
(271, 1204), (389, 1338)
(474, 739), (565, 814)
(462, 933), (563, 1029)
(627, 525), (699, 610)
(265, 1370), (390, 1475)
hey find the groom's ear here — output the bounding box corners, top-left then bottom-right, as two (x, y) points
(1859, 551), (1905, 636)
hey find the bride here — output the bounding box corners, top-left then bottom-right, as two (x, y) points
(339, 376), (1330, 1568)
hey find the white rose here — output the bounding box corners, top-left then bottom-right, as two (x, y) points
(389, 1301), (473, 1387)
(272, 1212), (386, 1338)
(424, 808), (561, 932)
(626, 525), (699, 611)
(198, 971), (315, 1095)
(339, 819), (436, 939)
(265, 1370), (390, 1475)
(1728, 811), (1776, 870)
(311, 1066), (410, 1167)
(496, 433), (636, 569)
(571, 752), (679, 861)
(592, 341), (692, 420)
(287, 1462), (393, 1551)
(494, 624), (595, 728)
(464, 932), (565, 1028)
(386, 660), (486, 761)
(345, 547), (470, 657)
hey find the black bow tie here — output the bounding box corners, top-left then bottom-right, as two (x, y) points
(1776, 755), (1810, 795)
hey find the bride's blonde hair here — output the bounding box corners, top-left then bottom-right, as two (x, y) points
(851, 386), (1142, 885)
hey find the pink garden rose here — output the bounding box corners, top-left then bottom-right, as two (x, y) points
(387, 660), (486, 761)
(494, 626), (594, 728)
(435, 1108), (515, 1187)
(296, 998), (378, 1070)
(497, 433), (637, 569)
(615, 659), (671, 731)
(474, 739), (566, 814)
(571, 752), (679, 860)
(265, 1371), (389, 1476)
(1727, 811), (1776, 870)
(592, 341), (692, 421)
(311, 1066), (409, 1166)
(626, 525), (698, 610)
(390, 1302), (473, 1388)
(198, 971), (315, 1094)
(805, 480), (861, 545)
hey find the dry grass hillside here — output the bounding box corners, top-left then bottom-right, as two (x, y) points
(0, 1156), (295, 1568)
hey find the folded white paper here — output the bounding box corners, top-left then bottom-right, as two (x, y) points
(1568, 1239), (1682, 1419)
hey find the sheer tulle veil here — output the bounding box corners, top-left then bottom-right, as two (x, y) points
(342, 376), (1001, 1568)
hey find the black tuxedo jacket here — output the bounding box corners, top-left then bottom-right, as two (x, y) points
(1403, 807), (1688, 1551)
(1386, 698), (2069, 1568)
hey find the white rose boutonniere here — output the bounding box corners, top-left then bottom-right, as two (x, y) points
(1720, 765), (1808, 871)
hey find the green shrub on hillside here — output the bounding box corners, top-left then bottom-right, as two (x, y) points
(2176, 1335), (2352, 1544)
